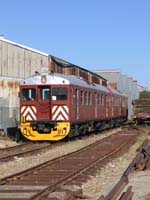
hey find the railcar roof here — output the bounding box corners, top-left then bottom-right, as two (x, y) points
(20, 72), (109, 93)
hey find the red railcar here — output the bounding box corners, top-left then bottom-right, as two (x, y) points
(18, 72), (128, 141)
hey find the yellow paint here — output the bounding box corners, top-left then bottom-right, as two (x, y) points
(20, 121), (70, 141)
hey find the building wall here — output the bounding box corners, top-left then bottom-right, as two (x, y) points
(93, 70), (139, 118)
(0, 40), (49, 78)
(0, 78), (20, 134)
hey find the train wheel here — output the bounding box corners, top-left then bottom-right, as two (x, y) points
(79, 124), (87, 135)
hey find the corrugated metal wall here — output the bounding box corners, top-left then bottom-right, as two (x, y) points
(0, 40), (48, 78)
(0, 78), (20, 134)
(0, 39), (49, 135)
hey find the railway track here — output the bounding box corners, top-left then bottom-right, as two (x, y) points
(0, 127), (125, 163)
(0, 142), (53, 162)
(0, 127), (124, 163)
(0, 130), (138, 200)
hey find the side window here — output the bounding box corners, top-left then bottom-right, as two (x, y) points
(81, 91), (84, 105)
(89, 92), (92, 105)
(52, 87), (68, 100)
(106, 95), (109, 106)
(113, 96), (115, 106)
(85, 91), (88, 105)
(22, 88), (36, 101)
(40, 87), (50, 100)
(101, 94), (105, 105)
(98, 94), (100, 105)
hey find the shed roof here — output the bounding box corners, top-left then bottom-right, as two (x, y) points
(49, 55), (107, 82)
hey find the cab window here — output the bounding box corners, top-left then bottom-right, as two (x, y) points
(40, 87), (50, 100)
(52, 87), (68, 100)
(22, 88), (36, 101)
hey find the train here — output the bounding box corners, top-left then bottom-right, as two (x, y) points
(17, 72), (128, 141)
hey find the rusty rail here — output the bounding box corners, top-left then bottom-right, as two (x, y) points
(98, 139), (150, 200)
(0, 142), (53, 162)
(119, 186), (133, 200)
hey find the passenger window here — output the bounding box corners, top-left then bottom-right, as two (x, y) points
(89, 92), (92, 105)
(22, 88), (36, 101)
(81, 91), (84, 105)
(40, 87), (50, 100)
(52, 87), (68, 100)
(85, 91), (88, 105)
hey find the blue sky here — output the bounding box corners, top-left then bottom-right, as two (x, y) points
(0, 0), (150, 88)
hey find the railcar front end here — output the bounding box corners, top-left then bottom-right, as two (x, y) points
(19, 74), (71, 141)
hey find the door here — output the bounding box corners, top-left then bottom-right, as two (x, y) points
(37, 86), (51, 120)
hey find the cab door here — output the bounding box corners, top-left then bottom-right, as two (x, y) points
(37, 86), (51, 120)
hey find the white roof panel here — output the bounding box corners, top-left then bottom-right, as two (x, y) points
(20, 72), (109, 93)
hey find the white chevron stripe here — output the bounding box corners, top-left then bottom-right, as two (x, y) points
(54, 106), (68, 120)
(63, 105), (69, 113)
(52, 105), (58, 113)
(52, 106), (69, 120)
(21, 106), (36, 120)
(60, 107), (69, 120)
(52, 107), (62, 120)
(21, 106), (26, 113)
(31, 106), (36, 113)
(57, 114), (64, 120)
(26, 115), (33, 121)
